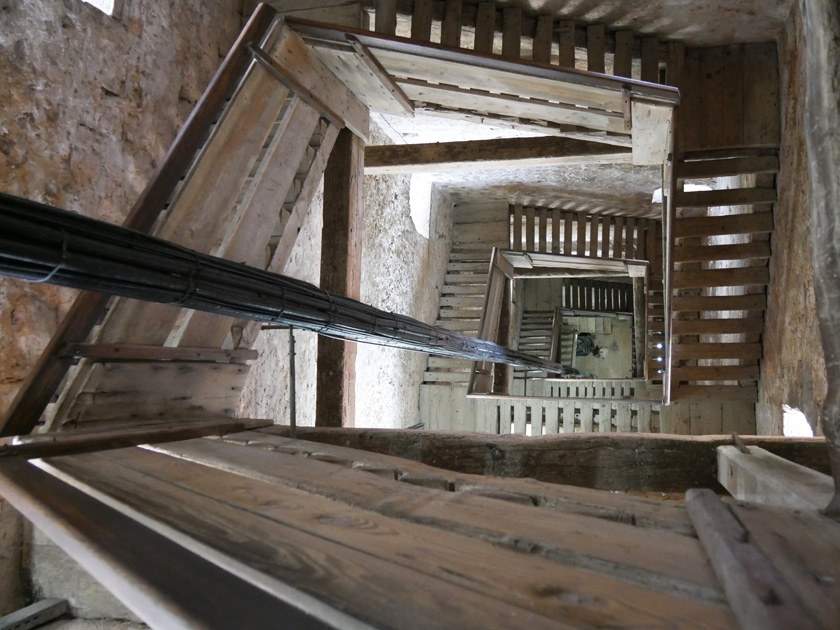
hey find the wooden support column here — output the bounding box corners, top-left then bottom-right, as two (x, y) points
(317, 129), (364, 428)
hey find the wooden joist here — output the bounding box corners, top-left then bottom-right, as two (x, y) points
(687, 489), (834, 630)
(674, 187), (777, 208)
(672, 365), (760, 382)
(674, 212), (774, 239)
(671, 385), (758, 402)
(364, 136), (631, 174)
(0, 418), (270, 460)
(672, 342), (763, 361)
(0, 457), (342, 630)
(59, 344), (258, 364)
(672, 294), (767, 312)
(47, 445), (738, 629)
(672, 267), (769, 289)
(258, 427), (830, 493)
(673, 241), (771, 263)
(672, 317), (765, 335)
(677, 156), (780, 179)
(717, 446), (835, 511)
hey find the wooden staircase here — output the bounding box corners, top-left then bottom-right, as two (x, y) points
(668, 151), (779, 403)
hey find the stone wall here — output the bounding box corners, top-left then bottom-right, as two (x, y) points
(757, 1), (827, 435)
(238, 121), (453, 428)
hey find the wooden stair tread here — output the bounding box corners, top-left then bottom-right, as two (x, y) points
(674, 212), (773, 239)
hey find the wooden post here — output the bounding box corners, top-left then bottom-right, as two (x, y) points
(317, 129), (364, 428)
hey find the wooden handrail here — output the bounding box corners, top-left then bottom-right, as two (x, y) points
(0, 5), (279, 437)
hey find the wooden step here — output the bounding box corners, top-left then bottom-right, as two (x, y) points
(440, 296), (484, 307)
(445, 273), (489, 285)
(677, 156), (779, 179)
(436, 319), (480, 331)
(674, 212), (773, 239)
(671, 365), (760, 382)
(673, 241), (771, 263)
(672, 294), (766, 312)
(671, 385), (757, 402)
(672, 267), (769, 289)
(423, 371), (472, 383)
(441, 285), (487, 295)
(674, 187), (776, 208)
(672, 343), (763, 361)
(448, 262), (491, 272)
(672, 317), (764, 335)
(439, 308), (483, 319)
(427, 357), (472, 369)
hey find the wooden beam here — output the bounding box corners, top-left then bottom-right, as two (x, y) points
(718, 446), (835, 511)
(804, 0), (840, 518)
(613, 31), (633, 78)
(0, 458), (342, 630)
(501, 7), (521, 59)
(364, 136), (631, 174)
(59, 344), (258, 364)
(686, 489), (819, 630)
(259, 427), (831, 493)
(440, 0), (462, 48)
(586, 24), (605, 74)
(0, 599), (69, 630)
(0, 418), (271, 460)
(374, 0), (397, 35)
(474, 2), (496, 54)
(317, 129), (364, 428)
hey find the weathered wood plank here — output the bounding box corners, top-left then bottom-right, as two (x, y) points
(614, 31), (633, 78)
(52, 449), (566, 630)
(557, 20), (576, 68)
(672, 343), (763, 361)
(0, 418), (270, 460)
(364, 136), (630, 174)
(671, 385), (758, 402)
(672, 317), (765, 335)
(671, 294), (766, 312)
(474, 2), (496, 54)
(672, 268), (769, 289)
(0, 457), (336, 630)
(677, 156), (780, 179)
(722, 499), (840, 629)
(374, 0), (397, 35)
(587, 24), (605, 74)
(641, 38), (659, 83)
(59, 344), (258, 364)
(718, 446), (834, 511)
(674, 188), (776, 208)
(501, 7), (521, 59)
(673, 241), (771, 263)
(260, 427), (831, 493)
(441, 0), (463, 48)
(672, 365), (760, 382)
(686, 489), (816, 630)
(410, 0), (433, 41)
(532, 15), (553, 64)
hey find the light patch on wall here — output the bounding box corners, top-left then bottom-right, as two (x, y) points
(782, 404), (814, 437)
(82, 0), (120, 16)
(651, 182), (711, 203)
(409, 173), (432, 239)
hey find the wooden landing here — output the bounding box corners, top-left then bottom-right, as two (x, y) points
(36, 433), (737, 629)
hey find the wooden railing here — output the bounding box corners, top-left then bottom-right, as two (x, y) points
(509, 203), (655, 260)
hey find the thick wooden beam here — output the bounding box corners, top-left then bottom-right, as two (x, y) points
(804, 0), (840, 518)
(0, 418), (271, 460)
(364, 136), (631, 174)
(0, 458), (341, 630)
(317, 129), (364, 428)
(718, 446), (834, 511)
(260, 428), (831, 493)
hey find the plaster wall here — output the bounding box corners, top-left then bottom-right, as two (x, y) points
(757, 1), (827, 435)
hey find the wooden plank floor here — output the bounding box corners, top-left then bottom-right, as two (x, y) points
(43, 434), (740, 629)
